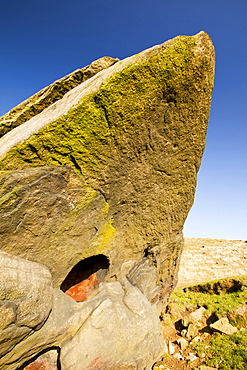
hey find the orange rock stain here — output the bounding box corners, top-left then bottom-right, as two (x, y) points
(65, 273), (99, 302)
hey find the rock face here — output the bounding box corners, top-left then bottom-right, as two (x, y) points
(0, 31), (215, 369)
(0, 251), (53, 358)
(0, 253), (164, 370)
(0, 56), (119, 138)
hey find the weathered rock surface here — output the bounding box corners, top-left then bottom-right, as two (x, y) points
(0, 255), (164, 370)
(0, 31), (215, 310)
(209, 317), (238, 335)
(0, 56), (119, 138)
(0, 31), (215, 369)
(0, 166), (110, 286)
(60, 278), (165, 370)
(0, 251), (53, 358)
(182, 307), (206, 327)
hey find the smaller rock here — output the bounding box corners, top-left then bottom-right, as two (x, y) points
(173, 353), (184, 360)
(176, 337), (188, 350)
(163, 341), (169, 355)
(168, 341), (176, 355)
(182, 307), (206, 327)
(190, 335), (201, 343)
(199, 366), (217, 370)
(152, 361), (166, 370)
(186, 323), (198, 339)
(234, 304), (247, 316)
(181, 329), (187, 337)
(210, 317), (238, 335)
(186, 353), (198, 362)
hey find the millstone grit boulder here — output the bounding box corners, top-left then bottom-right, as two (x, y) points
(0, 251), (53, 358)
(0, 31), (215, 369)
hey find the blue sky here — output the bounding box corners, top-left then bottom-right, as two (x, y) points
(0, 0), (246, 240)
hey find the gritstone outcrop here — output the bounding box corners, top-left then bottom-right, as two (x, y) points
(0, 31), (215, 369)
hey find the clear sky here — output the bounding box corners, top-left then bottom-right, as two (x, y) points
(0, 0), (246, 240)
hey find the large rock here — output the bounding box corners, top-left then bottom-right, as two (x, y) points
(0, 32), (215, 313)
(60, 279), (165, 370)
(0, 166), (110, 286)
(0, 257), (164, 370)
(0, 31), (215, 369)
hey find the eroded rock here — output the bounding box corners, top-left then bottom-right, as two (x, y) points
(60, 278), (165, 370)
(0, 56), (119, 138)
(0, 251), (53, 357)
(0, 31), (215, 312)
(210, 317), (238, 335)
(0, 31), (215, 369)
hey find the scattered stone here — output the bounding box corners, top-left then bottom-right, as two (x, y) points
(152, 361), (166, 370)
(168, 341), (176, 355)
(162, 341), (169, 355)
(181, 329), (187, 337)
(186, 353), (198, 362)
(210, 317), (238, 335)
(176, 337), (188, 350)
(190, 335), (201, 343)
(182, 307), (206, 327)
(173, 353), (184, 360)
(234, 304), (247, 316)
(186, 323), (199, 339)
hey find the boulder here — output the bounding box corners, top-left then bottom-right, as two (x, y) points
(60, 278), (165, 370)
(0, 251), (53, 358)
(0, 31), (215, 369)
(0, 31), (215, 313)
(0, 271), (165, 370)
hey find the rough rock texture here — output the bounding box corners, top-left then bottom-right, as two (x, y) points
(0, 166), (111, 286)
(0, 32), (215, 369)
(0, 56), (119, 138)
(0, 254), (164, 370)
(60, 278), (165, 370)
(0, 251), (53, 358)
(209, 317), (238, 335)
(0, 31), (215, 311)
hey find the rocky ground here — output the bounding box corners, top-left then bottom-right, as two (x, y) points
(152, 238), (247, 370)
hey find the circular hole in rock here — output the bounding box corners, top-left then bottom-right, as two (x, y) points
(60, 254), (110, 302)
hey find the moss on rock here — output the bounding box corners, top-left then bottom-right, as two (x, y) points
(0, 32), (215, 306)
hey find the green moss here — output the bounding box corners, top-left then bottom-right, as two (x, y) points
(0, 185), (22, 208)
(0, 58), (118, 138)
(0, 34), (210, 178)
(170, 287), (247, 318)
(0, 94), (112, 178)
(91, 218), (116, 255)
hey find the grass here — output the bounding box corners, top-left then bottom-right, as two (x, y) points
(163, 276), (247, 369)
(193, 330), (247, 370)
(169, 277), (247, 318)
